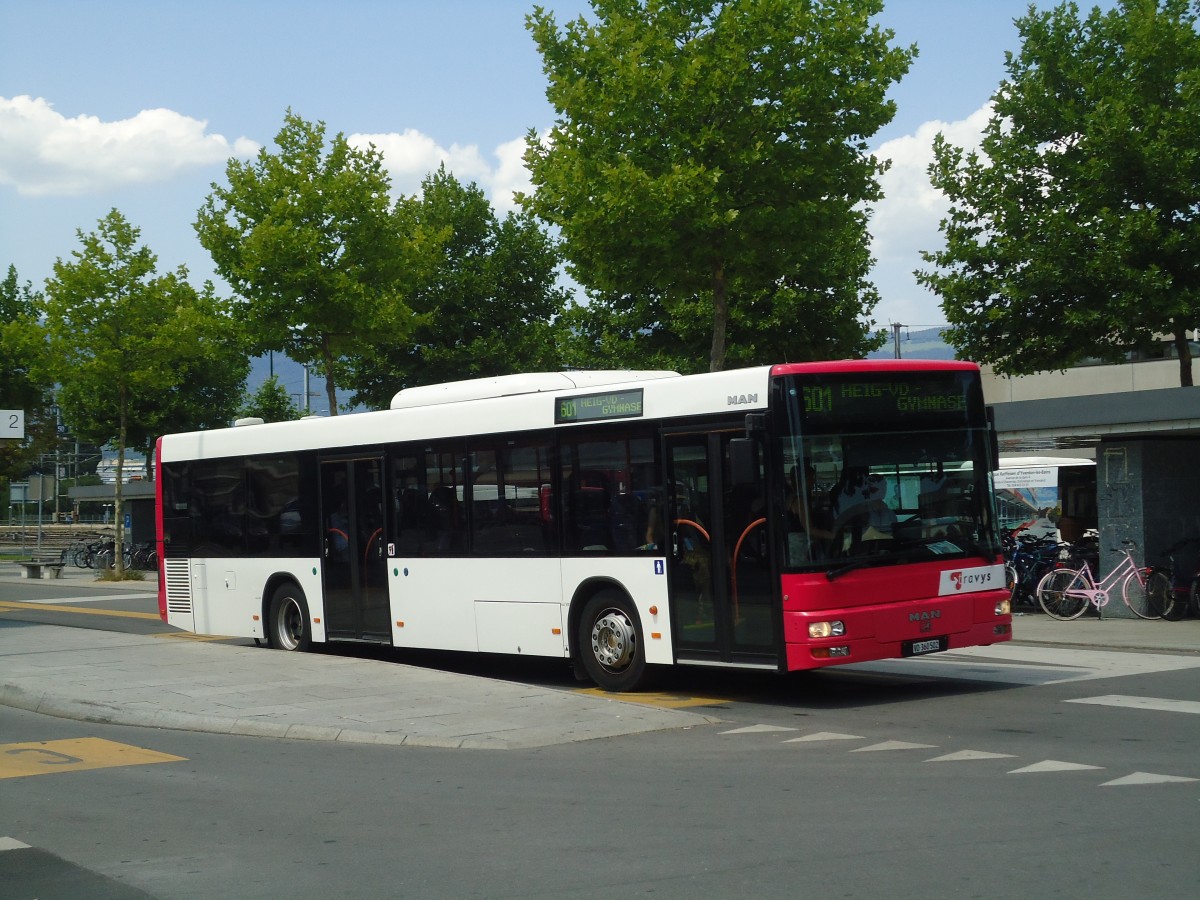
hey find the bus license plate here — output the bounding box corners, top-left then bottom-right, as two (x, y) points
(904, 637), (947, 657)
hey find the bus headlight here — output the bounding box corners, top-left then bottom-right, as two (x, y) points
(995, 599), (1011, 616)
(809, 620), (845, 639)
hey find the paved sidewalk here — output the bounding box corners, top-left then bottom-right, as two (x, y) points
(1, 565), (719, 749)
(1, 565), (1196, 749)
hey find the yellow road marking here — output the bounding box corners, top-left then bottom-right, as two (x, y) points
(0, 738), (185, 780)
(575, 688), (731, 709)
(0, 600), (160, 621)
(155, 631), (233, 642)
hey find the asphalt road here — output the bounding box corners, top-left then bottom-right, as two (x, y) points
(2, 573), (1199, 899)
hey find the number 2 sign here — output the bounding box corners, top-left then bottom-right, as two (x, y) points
(2, 410), (25, 440)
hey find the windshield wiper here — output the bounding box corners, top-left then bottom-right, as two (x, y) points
(825, 556), (892, 581)
(825, 540), (963, 581)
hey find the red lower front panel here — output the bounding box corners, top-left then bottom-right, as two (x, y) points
(779, 560), (1012, 672)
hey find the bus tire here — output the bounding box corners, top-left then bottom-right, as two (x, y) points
(578, 590), (646, 692)
(268, 582), (312, 652)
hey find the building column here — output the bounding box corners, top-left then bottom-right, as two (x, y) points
(1095, 438), (1200, 618)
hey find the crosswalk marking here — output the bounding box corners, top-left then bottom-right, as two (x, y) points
(1065, 695), (1200, 715)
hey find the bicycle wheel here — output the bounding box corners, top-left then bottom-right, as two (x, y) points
(1144, 569), (1176, 619)
(1122, 569), (1161, 620)
(1037, 568), (1089, 620)
(1004, 564), (1018, 601)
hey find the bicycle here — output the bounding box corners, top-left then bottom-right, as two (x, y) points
(1003, 531), (1067, 608)
(1035, 540), (1166, 621)
(1149, 537), (1199, 621)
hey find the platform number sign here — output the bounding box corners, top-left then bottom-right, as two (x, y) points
(2, 410), (25, 440)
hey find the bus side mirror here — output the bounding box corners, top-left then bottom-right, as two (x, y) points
(986, 406), (1000, 471)
(729, 438), (759, 487)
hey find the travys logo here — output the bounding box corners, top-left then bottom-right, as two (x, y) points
(938, 564), (1003, 596)
(950, 570), (994, 590)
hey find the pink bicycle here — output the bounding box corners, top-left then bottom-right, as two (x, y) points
(1035, 540), (1167, 621)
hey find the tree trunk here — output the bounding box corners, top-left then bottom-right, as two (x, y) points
(322, 333), (339, 415)
(114, 402), (126, 578)
(1173, 329), (1193, 387)
(709, 263), (728, 372)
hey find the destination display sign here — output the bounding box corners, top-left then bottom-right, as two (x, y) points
(797, 374), (974, 425)
(555, 388), (644, 424)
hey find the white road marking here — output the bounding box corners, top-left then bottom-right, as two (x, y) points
(927, 750), (1016, 762)
(0, 837), (31, 851)
(850, 740), (938, 753)
(849, 646), (1200, 685)
(1065, 695), (1200, 715)
(1100, 772), (1199, 786)
(719, 724), (798, 735)
(1009, 760), (1104, 774)
(783, 732), (864, 743)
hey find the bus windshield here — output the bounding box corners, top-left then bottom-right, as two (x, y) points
(777, 370), (999, 574)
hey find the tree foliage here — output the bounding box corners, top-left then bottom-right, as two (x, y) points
(919, 0), (1200, 386)
(196, 110), (423, 414)
(346, 166), (570, 408)
(42, 210), (248, 568)
(522, 0), (909, 372)
(0, 265), (54, 486)
(238, 375), (302, 423)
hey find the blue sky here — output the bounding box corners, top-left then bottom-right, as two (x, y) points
(1, 0), (1119, 352)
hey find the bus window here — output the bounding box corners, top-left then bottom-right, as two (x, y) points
(561, 435), (658, 554)
(469, 439), (553, 554)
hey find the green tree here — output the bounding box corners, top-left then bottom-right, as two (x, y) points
(0, 266), (54, 486)
(42, 210), (248, 572)
(346, 166), (570, 408)
(522, 0), (909, 372)
(238, 375), (302, 423)
(196, 110), (420, 414)
(919, 0), (1200, 386)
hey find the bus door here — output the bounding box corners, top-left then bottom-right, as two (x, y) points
(665, 432), (776, 663)
(320, 456), (390, 642)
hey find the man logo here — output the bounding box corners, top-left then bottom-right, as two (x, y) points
(727, 394), (758, 406)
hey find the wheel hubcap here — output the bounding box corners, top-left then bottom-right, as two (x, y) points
(591, 609), (635, 671)
(278, 597), (303, 650)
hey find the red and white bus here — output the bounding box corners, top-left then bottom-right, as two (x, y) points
(155, 360), (1011, 691)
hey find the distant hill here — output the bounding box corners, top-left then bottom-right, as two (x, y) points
(246, 354), (360, 414)
(867, 327), (958, 361)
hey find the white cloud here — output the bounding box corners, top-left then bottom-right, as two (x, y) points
(872, 102), (992, 262)
(0, 95), (259, 197)
(350, 129), (489, 197)
(350, 128), (542, 214)
(867, 103), (993, 325)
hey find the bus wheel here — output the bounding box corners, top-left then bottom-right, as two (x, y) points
(579, 591), (646, 692)
(268, 583), (312, 652)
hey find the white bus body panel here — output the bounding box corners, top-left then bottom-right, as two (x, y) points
(164, 557), (325, 642)
(386, 556), (674, 663)
(389, 558), (563, 653)
(560, 557), (674, 666)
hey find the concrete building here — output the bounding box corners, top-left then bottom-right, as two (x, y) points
(984, 348), (1200, 616)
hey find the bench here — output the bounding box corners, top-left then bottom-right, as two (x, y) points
(12, 559), (65, 579)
